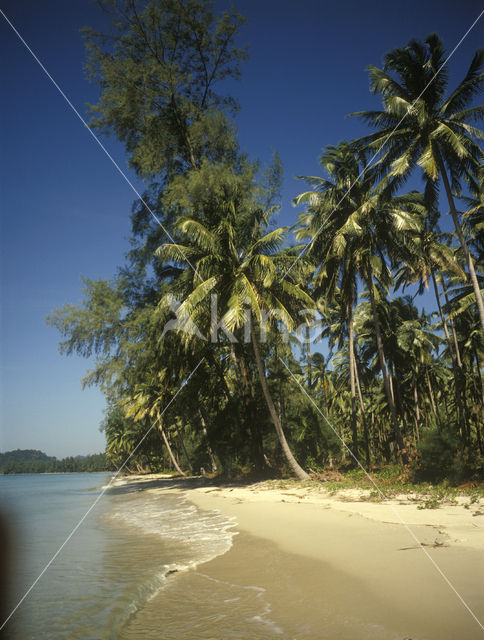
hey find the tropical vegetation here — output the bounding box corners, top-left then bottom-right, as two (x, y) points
(48, 1), (483, 485)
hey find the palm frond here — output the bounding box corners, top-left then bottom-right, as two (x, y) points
(176, 218), (216, 252)
(441, 49), (484, 115)
(250, 227), (286, 255)
(432, 122), (472, 159)
(243, 253), (276, 287)
(176, 276), (217, 320)
(416, 139), (439, 180)
(367, 65), (410, 101)
(155, 243), (198, 266)
(449, 104), (484, 125)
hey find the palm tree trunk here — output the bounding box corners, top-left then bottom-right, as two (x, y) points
(473, 349), (484, 455)
(250, 322), (309, 480)
(177, 429), (193, 474)
(413, 382), (420, 441)
(432, 271), (456, 359)
(198, 409), (218, 473)
(442, 288), (464, 369)
(431, 270), (467, 432)
(449, 316), (463, 369)
(439, 282), (471, 442)
(414, 381), (421, 422)
(436, 153), (484, 338)
(425, 366), (437, 417)
(159, 423), (186, 476)
(306, 325), (312, 388)
(474, 349), (484, 407)
(367, 279), (406, 457)
(392, 366), (407, 434)
(442, 289), (472, 444)
(354, 355), (370, 467)
(348, 308), (359, 460)
(231, 343), (265, 471)
(319, 362), (329, 419)
(388, 366), (395, 403)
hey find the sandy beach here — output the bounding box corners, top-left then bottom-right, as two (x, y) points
(114, 475), (484, 639)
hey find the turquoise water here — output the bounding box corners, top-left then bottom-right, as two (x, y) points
(0, 474), (282, 639)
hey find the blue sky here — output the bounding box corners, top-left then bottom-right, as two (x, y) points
(1, 0), (482, 457)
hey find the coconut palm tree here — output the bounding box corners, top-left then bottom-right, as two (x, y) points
(156, 201), (315, 480)
(350, 34), (484, 335)
(396, 307), (442, 430)
(461, 163), (484, 265)
(394, 222), (464, 353)
(394, 217), (469, 435)
(122, 375), (188, 476)
(295, 142), (424, 458)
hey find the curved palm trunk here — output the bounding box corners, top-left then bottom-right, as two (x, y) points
(159, 423), (186, 476)
(367, 279), (406, 458)
(250, 323), (309, 480)
(436, 154), (484, 338)
(348, 308), (359, 460)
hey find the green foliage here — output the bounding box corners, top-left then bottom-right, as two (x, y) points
(48, 11), (483, 484)
(0, 450), (112, 474)
(410, 427), (484, 484)
(412, 427), (460, 482)
(83, 0), (247, 179)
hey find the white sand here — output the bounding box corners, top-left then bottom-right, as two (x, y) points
(190, 481), (484, 551)
(114, 475), (484, 639)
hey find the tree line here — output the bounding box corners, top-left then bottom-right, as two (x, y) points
(0, 450), (111, 474)
(48, 0), (483, 484)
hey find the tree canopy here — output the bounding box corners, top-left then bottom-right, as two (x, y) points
(49, 5), (484, 484)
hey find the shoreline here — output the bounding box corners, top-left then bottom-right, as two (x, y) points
(113, 475), (484, 639)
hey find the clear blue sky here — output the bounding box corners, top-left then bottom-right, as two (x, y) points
(1, 0), (482, 457)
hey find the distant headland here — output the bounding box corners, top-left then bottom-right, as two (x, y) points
(0, 449), (112, 474)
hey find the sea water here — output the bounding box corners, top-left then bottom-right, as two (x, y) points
(0, 474), (283, 639)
